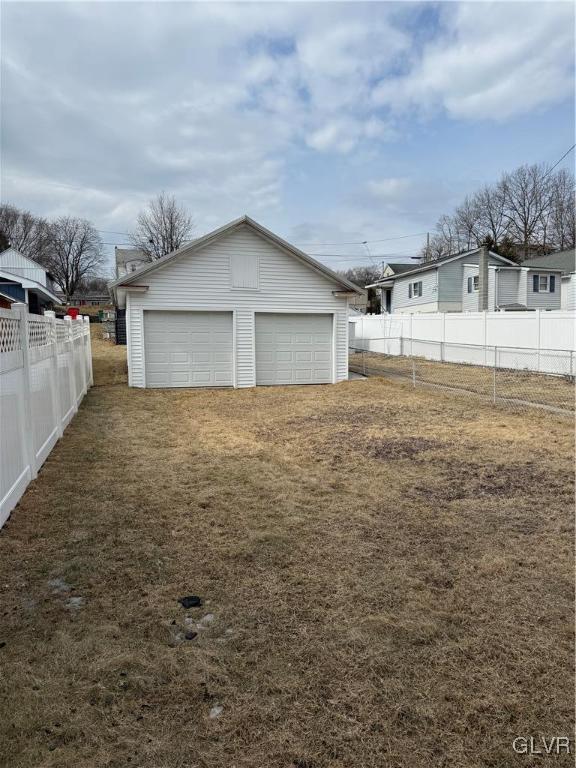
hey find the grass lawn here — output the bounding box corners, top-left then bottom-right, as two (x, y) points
(0, 327), (573, 767)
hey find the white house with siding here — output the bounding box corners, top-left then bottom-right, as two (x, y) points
(369, 248), (564, 313)
(109, 216), (362, 388)
(0, 248), (60, 312)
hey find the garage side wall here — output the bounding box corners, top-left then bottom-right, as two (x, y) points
(125, 227), (350, 387)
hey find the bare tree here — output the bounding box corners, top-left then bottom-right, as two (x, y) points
(337, 265), (382, 312)
(474, 183), (509, 248)
(454, 195), (482, 250)
(423, 162), (574, 262)
(501, 164), (554, 259)
(44, 217), (105, 300)
(0, 203), (50, 261)
(548, 168), (576, 250)
(130, 192), (194, 260)
(338, 265), (382, 286)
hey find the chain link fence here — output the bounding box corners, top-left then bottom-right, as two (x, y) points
(349, 338), (575, 414)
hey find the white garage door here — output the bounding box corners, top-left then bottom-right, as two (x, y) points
(144, 311), (233, 388)
(255, 313), (333, 385)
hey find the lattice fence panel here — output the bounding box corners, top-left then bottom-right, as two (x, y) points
(0, 313), (21, 353)
(28, 316), (54, 347)
(56, 321), (70, 343)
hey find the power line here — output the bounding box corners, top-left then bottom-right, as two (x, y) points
(543, 143), (575, 179)
(293, 232), (427, 246)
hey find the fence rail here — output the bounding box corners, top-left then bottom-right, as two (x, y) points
(349, 341), (575, 414)
(0, 305), (93, 527)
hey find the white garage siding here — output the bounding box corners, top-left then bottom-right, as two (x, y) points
(124, 225), (350, 388)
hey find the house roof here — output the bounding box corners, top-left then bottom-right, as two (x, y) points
(366, 248), (517, 287)
(110, 215), (363, 295)
(0, 268), (60, 303)
(385, 262), (418, 274)
(522, 249), (575, 275)
(0, 247), (55, 281)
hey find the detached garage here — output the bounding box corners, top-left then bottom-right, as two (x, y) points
(110, 216), (361, 389)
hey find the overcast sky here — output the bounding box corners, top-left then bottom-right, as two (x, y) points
(1, 1), (574, 274)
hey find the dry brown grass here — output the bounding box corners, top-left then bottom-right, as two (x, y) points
(0, 333), (573, 767)
(350, 351), (575, 412)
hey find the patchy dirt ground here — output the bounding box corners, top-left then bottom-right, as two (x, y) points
(0, 327), (573, 768)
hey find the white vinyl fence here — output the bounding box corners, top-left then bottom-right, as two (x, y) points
(350, 310), (576, 376)
(0, 305), (93, 527)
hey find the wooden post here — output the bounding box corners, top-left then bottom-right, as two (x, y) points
(14, 304), (37, 479)
(44, 311), (63, 438)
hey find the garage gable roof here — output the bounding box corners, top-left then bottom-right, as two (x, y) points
(109, 215), (362, 294)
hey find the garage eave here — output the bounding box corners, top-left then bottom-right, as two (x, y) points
(112, 284), (148, 308)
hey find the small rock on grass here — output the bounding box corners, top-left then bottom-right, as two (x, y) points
(209, 704), (223, 719)
(48, 578), (71, 594)
(184, 631), (197, 641)
(65, 597), (84, 610)
(178, 595), (202, 609)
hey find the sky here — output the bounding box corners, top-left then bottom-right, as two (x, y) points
(1, 0), (574, 275)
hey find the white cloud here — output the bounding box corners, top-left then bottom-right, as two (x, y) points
(367, 177), (412, 201)
(373, 2), (574, 120)
(0, 0), (573, 256)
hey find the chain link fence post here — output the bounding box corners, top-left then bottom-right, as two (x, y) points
(493, 346), (497, 404)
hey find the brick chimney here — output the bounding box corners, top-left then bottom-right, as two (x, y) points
(478, 245), (489, 311)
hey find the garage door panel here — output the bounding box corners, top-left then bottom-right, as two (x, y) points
(145, 311), (233, 388)
(255, 313), (332, 385)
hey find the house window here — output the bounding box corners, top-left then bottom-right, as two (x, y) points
(408, 280), (422, 298)
(467, 275), (479, 293)
(532, 274), (555, 293)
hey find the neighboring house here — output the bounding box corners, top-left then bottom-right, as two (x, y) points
(461, 262), (562, 311)
(109, 215), (362, 389)
(115, 247), (149, 278)
(55, 290), (112, 307)
(377, 262), (420, 312)
(368, 248), (563, 313)
(521, 249), (575, 311)
(0, 290), (16, 309)
(0, 248), (60, 313)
